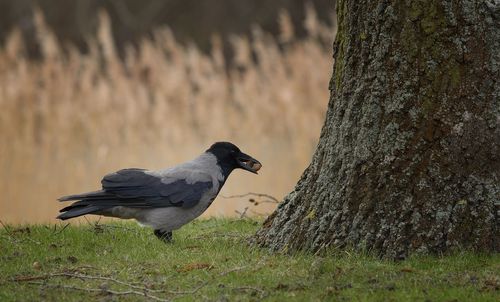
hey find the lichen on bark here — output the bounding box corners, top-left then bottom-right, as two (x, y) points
(254, 0), (499, 259)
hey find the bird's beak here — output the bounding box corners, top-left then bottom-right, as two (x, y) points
(236, 152), (262, 174)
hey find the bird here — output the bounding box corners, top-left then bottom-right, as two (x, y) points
(57, 142), (261, 242)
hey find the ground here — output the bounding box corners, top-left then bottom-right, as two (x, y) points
(0, 219), (498, 301)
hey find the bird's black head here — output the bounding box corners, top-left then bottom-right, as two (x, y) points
(206, 142), (262, 176)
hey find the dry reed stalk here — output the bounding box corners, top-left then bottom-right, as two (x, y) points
(0, 8), (334, 223)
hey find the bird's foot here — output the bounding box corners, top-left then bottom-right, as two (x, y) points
(154, 229), (173, 243)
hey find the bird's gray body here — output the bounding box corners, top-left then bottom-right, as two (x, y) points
(59, 152), (225, 232)
(58, 142), (261, 241)
(98, 153), (224, 232)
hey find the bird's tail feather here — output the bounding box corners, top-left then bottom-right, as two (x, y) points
(58, 190), (115, 220)
(58, 190), (109, 201)
(57, 205), (106, 220)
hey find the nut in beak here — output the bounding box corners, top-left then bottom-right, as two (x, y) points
(239, 158), (262, 174)
(249, 161), (262, 172)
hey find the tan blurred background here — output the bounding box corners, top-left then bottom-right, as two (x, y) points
(0, 0), (335, 224)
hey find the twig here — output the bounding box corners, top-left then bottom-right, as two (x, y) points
(247, 208), (270, 217)
(165, 264), (260, 295)
(67, 273), (166, 293)
(14, 272), (208, 296)
(83, 216), (102, 227)
(84, 216), (107, 234)
(235, 207), (249, 219)
(83, 216), (93, 226)
(53, 223), (70, 235)
(13, 275), (50, 282)
(221, 192), (280, 203)
(14, 272), (163, 293)
(219, 265), (249, 276)
(17, 261), (267, 300)
(26, 281), (170, 302)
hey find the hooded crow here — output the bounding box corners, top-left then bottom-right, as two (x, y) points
(57, 142), (261, 242)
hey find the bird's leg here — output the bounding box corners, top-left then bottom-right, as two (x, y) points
(154, 229), (173, 243)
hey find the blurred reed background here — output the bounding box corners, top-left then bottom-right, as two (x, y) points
(0, 2), (335, 224)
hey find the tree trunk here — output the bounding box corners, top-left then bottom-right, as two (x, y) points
(254, 0), (499, 259)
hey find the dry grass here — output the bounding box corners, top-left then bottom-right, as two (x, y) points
(0, 7), (334, 223)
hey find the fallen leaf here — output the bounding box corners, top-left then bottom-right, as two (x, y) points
(482, 276), (500, 291)
(176, 263), (213, 273)
(14, 275), (47, 282)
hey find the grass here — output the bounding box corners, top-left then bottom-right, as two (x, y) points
(0, 219), (498, 301)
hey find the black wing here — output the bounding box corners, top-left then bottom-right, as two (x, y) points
(57, 168), (212, 220)
(100, 168), (212, 207)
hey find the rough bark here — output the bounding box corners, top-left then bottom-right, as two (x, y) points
(254, 0), (499, 259)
